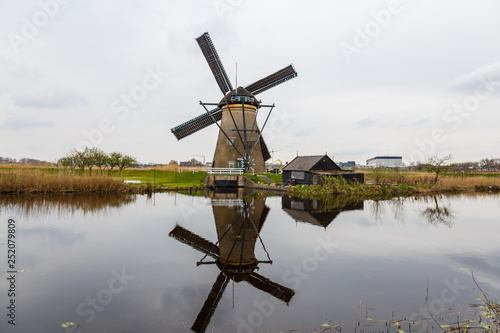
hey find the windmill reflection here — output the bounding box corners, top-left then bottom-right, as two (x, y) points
(169, 190), (294, 333)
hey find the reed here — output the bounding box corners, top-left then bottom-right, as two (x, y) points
(290, 171), (500, 201)
(362, 169), (500, 192)
(0, 169), (130, 194)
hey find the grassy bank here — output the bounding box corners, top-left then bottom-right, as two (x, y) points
(0, 166), (208, 194)
(2, 165), (499, 198)
(291, 169), (500, 200)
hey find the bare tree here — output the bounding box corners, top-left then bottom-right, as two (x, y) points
(71, 149), (87, 175)
(106, 152), (122, 175)
(84, 147), (100, 176)
(57, 156), (76, 173)
(116, 153), (138, 176)
(93, 149), (108, 176)
(426, 154), (453, 184)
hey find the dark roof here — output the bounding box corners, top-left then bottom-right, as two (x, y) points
(218, 86), (259, 107)
(367, 156), (402, 161)
(283, 155), (338, 171)
(282, 208), (340, 228)
(283, 155), (325, 171)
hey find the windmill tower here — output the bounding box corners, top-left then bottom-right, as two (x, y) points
(171, 32), (297, 173)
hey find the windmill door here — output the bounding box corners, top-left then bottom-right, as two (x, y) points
(236, 158), (244, 169)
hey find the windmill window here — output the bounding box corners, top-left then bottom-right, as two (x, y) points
(228, 138), (235, 146)
(228, 163), (234, 168)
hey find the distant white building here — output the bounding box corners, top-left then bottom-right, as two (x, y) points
(366, 156), (403, 168)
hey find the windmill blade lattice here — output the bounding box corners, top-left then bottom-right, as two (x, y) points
(169, 225), (220, 259)
(191, 272), (229, 333)
(245, 64), (297, 95)
(171, 107), (221, 140)
(196, 32), (233, 95)
(246, 272), (295, 304)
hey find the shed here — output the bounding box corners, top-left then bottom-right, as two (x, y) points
(282, 154), (364, 185)
(282, 155), (341, 185)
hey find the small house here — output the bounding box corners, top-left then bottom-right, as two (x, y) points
(282, 154), (364, 185)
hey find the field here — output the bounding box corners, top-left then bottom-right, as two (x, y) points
(362, 168), (500, 191)
(120, 169), (207, 188)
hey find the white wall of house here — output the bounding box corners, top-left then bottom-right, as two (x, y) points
(366, 157), (403, 167)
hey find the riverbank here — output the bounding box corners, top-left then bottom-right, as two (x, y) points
(290, 170), (500, 200)
(1, 166), (499, 197)
(0, 166), (208, 194)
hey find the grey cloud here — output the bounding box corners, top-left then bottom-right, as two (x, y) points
(0, 117), (53, 130)
(396, 119), (429, 129)
(12, 91), (88, 109)
(293, 127), (314, 137)
(356, 118), (377, 128)
(20, 227), (86, 247)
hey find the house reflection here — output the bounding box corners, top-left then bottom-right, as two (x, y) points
(282, 196), (364, 228)
(169, 189), (294, 333)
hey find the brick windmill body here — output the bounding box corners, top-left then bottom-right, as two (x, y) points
(171, 32), (297, 173)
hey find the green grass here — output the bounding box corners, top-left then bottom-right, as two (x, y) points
(120, 169), (207, 188)
(265, 173), (282, 183)
(244, 174), (262, 184)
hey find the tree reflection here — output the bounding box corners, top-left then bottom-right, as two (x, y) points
(0, 193), (137, 218)
(420, 196), (455, 227)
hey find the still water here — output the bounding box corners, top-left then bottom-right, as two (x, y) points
(0, 192), (499, 333)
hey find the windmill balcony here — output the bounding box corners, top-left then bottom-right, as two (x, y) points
(205, 167), (245, 175)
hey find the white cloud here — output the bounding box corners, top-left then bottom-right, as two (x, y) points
(448, 61), (500, 92)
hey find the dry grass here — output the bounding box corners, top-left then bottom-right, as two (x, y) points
(363, 169), (500, 191)
(0, 169), (130, 194)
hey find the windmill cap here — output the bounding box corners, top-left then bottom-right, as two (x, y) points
(218, 86), (260, 107)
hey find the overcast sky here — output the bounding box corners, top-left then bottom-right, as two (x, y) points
(1, 0), (499, 165)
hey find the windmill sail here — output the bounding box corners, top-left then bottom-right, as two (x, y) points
(246, 272), (295, 304)
(196, 32), (233, 95)
(169, 225), (220, 259)
(245, 64), (297, 96)
(171, 107), (221, 140)
(191, 272), (229, 333)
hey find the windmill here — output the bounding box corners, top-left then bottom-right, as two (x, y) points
(171, 32), (297, 173)
(169, 196), (294, 333)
